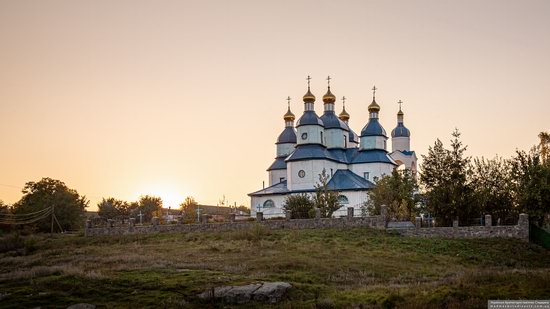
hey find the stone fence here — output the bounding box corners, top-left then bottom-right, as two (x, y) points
(84, 207), (529, 241)
(85, 206), (384, 236)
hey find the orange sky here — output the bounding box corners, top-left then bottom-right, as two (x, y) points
(1, 0), (549, 210)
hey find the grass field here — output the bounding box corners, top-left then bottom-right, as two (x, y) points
(0, 226), (549, 308)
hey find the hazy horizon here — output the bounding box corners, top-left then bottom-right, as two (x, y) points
(1, 0), (549, 210)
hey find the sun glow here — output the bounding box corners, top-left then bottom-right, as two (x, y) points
(135, 182), (186, 209)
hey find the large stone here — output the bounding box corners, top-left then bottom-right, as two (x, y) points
(252, 282), (292, 303)
(198, 282), (291, 304)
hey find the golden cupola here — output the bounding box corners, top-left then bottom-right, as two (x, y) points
(339, 104), (350, 122)
(322, 87), (336, 104)
(303, 88), (316, 103)
(284, 105), (295, 122)
(368, 85), (380, 113)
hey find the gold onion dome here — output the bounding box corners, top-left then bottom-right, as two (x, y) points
(322, 87), (336, 104)
(284, 107), (295, 121)
(397, 108), (404, 116)
(303, 88), (316, 103)
(339, 106), (350, 121)
(368, 98), (380, 113)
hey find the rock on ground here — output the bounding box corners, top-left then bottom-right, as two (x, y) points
(199, 282), (291, 304)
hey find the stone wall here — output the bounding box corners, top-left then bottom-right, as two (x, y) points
(84, 208), (529, 241)
(391, 214), (529, 241)
(85, 215), (384, 236)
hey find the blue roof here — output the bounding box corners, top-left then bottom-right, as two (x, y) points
(327, 169), (376, 190)
(285, 145), (397, 166)
(285, 144), (335, 162)
(401, 150), (416, 156)
(360, 118), (387, 137)
(350, 149), (397, 165)
(267, 157), (287, 171)
(320, 112), (349, 131)
(391, 123), (410, 138)
(249, 180), (289, 196)
(296, 111), (324, 127)
(276, 127), (297, 144)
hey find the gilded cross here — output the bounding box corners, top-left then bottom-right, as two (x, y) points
(286, 96), (291, 107)
(306, 75), (312, 88)
(326, 76), (331, 87)
(372, 85), (377, 98)
(342, 96), (346, 106)
(398, 100), (403, 110)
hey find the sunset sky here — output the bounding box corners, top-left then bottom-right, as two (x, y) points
(1, 0), (549, 210)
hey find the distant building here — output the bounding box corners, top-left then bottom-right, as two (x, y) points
(162, 205), (240, 222)
(249, 77), (417, 218)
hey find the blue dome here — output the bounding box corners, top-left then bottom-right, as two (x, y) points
(391, 123), (410, 138)
(320, 112), (349, 131)
(296, 111), (324, 127)
(276, 127), (297, 144)
(360, 118), (387, 137)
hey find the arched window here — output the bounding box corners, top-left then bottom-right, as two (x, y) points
(320, 131), (324, 144)
(344, 135), (347, 148)
(338, 195), (349, 205)
(263, 200), (275, 208)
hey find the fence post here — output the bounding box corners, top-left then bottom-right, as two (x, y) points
(379, 205), (388, 228)
(315, 208), (321, 219)
(453, 218), (459, 228)
(152, 217), (159, 226)
(415, 217), (422, 228)
(201, 214), (209, 224)
(485, 214), (492, 227)
(129, 218), (135, 232)
(518, 213), (529, 241)
(256, 212), (263, 221)
(347, 207), (354, 220)
(230, 213), (236, 223)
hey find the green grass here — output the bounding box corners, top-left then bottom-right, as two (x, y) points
(0, 227), (548, 308)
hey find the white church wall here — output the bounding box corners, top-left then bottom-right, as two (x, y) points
(331, 190), (370, 217)
(360, 136), (387, 150)
(269, 169), (287, 186)
(251, 195), (287, 218)
(391, 137), (410, 152)
(276, 143), (295, 157)
(350, 162), (394, 182)
(389, 151), (417, 172)
(324, 128), (348, 149)
(288, 159), (342, 191)
(296, 126), (324, 146)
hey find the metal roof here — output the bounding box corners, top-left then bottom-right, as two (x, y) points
(360, 118), (387, 137)
(267, 157), (287, 171)
(276, 127), (297, 144)
(296, 111), (324, 127)
(327, 169), (376, 190)
(391, 123), (411, 138)
(248, 180), (289, 196)
(285, 145), (397, 165)
(320, 111), (349, 131)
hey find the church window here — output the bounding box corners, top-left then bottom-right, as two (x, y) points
(363, 172), (369, 180)
(263, 200), (275, 208)
(338, 195), (349, 205)
(344, 135), (347, 148)
(320, 131), (324, 143)
(298, 170), (305, 178)
(301, 133), (308, 140)
(279, 177), (285, 183)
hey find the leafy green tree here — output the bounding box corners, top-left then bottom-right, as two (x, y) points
(420, 130), (476, 225)
(12, 178), (88, 232)
(363, 169), (419, 221)
(180, 196), (199, 223)
(470, 157), (515, 221)
(236, 205), (250, 214)
(313, 169), (341, 218)
(283, 194), (314, 219)
(97, 198), (128, 220)
(137, 195), (163, 222)
(510, 148), (550, 226)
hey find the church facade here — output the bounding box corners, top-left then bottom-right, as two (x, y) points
(249, 77), (416, 218)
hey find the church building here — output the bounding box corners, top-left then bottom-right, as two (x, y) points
(249, 77), (417, 218)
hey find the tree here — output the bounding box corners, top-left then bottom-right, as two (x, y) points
(180, 196), (199, 223)
(313, 169), (341, 218)
(12, 178), (88, 232)
(0, 200), (11, 231)
(420, 129), (476, 225)
(97, 198), (128, 220)
(510, 148), (550, 226)
(363, 169), (419, 221)
(539, 131), (550, 164)
(137, 195), (163, 222)
(236, 205), (250, 214)
(470, 157), (515, 221)
(283, 194), (315, 219)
